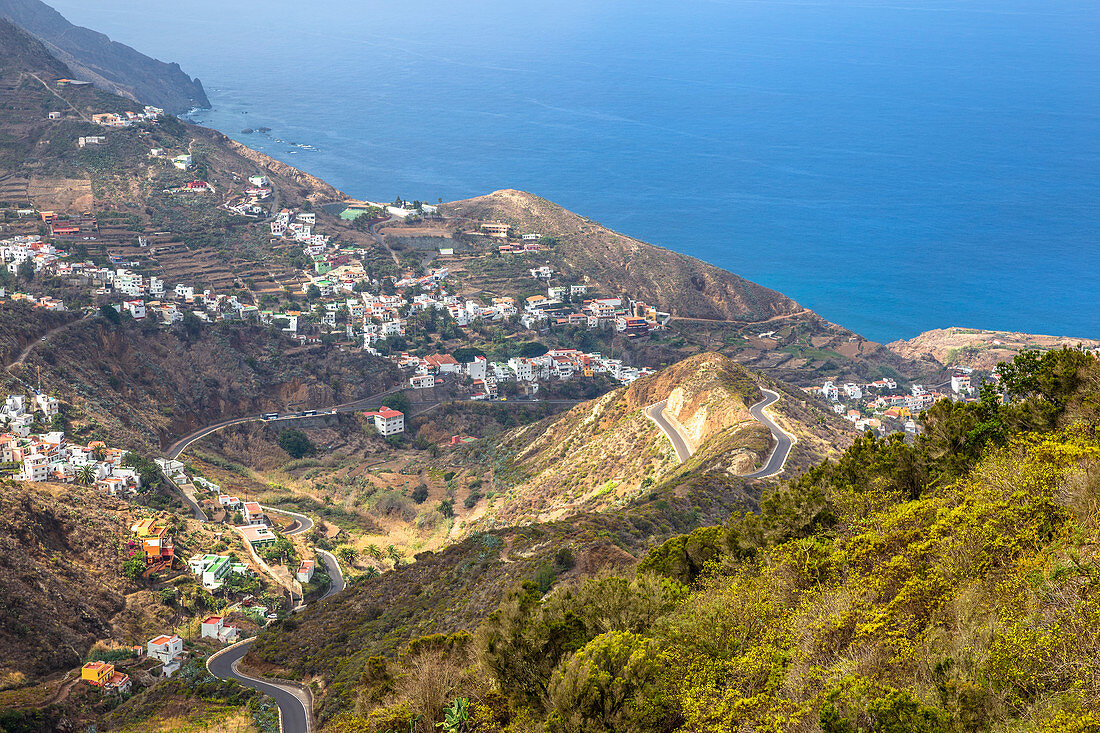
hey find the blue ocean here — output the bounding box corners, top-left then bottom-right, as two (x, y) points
(49, 0), (1100, 343)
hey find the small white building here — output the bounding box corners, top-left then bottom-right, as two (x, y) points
(465, 356), (488, 381)
(201, 615), (239, 644)
(364, 407), (404, 436)
(296, 559), (315, 583)
(242, 501), (265, 526)
(147, 634), (184, 676)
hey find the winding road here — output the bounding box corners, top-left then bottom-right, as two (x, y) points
(741, 389), (797, 479)
(208, 639), (312, 733)
(646, 388), (796, 478)
(316, 548), (345, 600)
(645, 400), (692, 463)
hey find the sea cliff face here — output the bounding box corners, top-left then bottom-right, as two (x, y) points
(0, 0), (209, 114)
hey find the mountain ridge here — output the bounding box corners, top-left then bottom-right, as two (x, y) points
(0, 0), (209, 114)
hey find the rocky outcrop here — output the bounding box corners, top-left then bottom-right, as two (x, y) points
(886, 327), (1100, 371)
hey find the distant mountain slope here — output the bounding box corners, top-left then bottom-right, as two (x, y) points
(887, 327), (1100, 371)
(443, 189), (802, 323)
(478, 353), (768, 526)
(0, 0), (209, 114)
(462, 353), (850, 533)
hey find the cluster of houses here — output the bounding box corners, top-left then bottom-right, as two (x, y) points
(80, 616), (242, 693)
(271, 208), (327, 249)
(95, 267), (260, 324)
(224, 175), (273, 217)
(0, 396), (145, 490)
(90, 106), (164, 128)
(73, 106), (164, 149)
(811, 370), (984, 435)
(396, 347), (654, 398)
(0, 233), (68, 274)
(161, 469), (281, 555)
(519, 291), (669, 336)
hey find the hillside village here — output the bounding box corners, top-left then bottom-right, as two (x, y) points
(803, 368), (987, 435)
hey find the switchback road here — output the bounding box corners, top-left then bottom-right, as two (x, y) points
(742, 389), (797, 479)
(645, 400), (693, 463)
(646, 389), (796, 477)
(208, 639), (312, 733)
(315, 548), (345, 600)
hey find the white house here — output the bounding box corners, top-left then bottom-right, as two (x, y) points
(465, 356), (488, 381)
(147, 634), (184, 676)
(364, 407), (404, 436)
(508, 357), (536, 382)
(242, 501), (265, 526)
(410, 373), (435, 389)
(201, 615), (239, 644)
(123, 299), (146, 320)
(296, 559), (315, 583)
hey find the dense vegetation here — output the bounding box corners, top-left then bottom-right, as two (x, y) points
(289, 348), (1100, 732)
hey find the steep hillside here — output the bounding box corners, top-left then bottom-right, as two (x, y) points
(444, 189), (800, 323)
(475, 354), (763, 527)
(0, 483), (146, 684)
(0, 0), (209, 113)
(256, 348), (1100, 733)
(440, 190), (945, 386)
(888, 326), (1100, 371)
(468, 353), (850, 531)
(17, 316), (400, 451)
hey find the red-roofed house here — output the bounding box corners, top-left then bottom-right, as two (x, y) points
(201, 615), (240, 644)
(296, 559), (315, 583)
(242, 501), (265, 526)
(238, 524), (277, 548)
(424, 353), (461, 374)
(363, 407), (404, 436)
(106, 671), (131, 694)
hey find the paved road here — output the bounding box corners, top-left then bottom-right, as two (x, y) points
(208, 639), (312, 733)
(368, 214), (401, 265)
(645, 400), (693, 463)
(169, 475), (207, 521)
(645, 389), (796, 477)
(315, 548), (345, 600)
(742, 389), (797, 479)
(262, 505), (314, 536)
(166, 416), (257, 459)
(164, 386), (408, 460)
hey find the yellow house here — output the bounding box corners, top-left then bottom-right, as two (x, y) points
(130, 518), (169, 540)
(81, 661), (114, 687)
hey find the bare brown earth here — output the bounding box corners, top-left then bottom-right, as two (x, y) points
(26, 174), (92, 211)
(887, 327), (1100, 371)
(0, 483), (249, 686)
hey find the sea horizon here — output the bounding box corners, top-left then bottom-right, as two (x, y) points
(47, 0), (1100, 344)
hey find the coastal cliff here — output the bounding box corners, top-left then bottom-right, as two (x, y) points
(0, 0), (209, 114)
